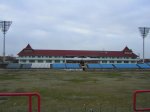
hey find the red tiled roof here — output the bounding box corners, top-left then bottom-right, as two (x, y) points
(18, 44), (138, 58)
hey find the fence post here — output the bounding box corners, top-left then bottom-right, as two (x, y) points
(29, 95), (32, 112)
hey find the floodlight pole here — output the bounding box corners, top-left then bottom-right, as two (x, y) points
(142, 28), (145, 64)
(143, 34), (145, 63)
(0, 21), (12, 63)
(139, 27), (150, 63)
(3, 31), (6, 62)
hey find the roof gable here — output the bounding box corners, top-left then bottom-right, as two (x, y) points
(123, 46), (132, 52)
(122, 46), (133, 54)
(25, 44), (32, 50)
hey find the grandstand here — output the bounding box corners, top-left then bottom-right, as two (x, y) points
(22, 64), (32, 69)
(137, 63), (150, 69)
(52, 63), (81, 69)
(147, 63), (150, 66)
(6, 63), (21, 69)
(113, 64), (139, 69)
(86, 64), (102, 69)
(52, 63), (66, 69)
(4, 63), (150, 70)
(66, 63), (81, 69)
(100, 64), (114, 69)
(31, 63), (50, 69)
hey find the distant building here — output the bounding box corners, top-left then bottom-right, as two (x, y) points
(138, 59), (150, 63)
(0, 56), (17, 63)
(17, 44), (139, 64)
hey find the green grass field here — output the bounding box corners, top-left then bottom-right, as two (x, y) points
(0, 69), (150, 112)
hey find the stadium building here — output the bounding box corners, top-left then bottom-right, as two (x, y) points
(17, 44), (139, 64)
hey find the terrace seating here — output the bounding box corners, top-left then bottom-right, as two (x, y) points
(146, 63), (150, 66)
(100, 64), (114, 69)
(6, 63), (21, 69)
(113, 64), (139, 69)
(31, 63), (50, 68)
(52, 63), (66, 69)
(39, 63), (50, 68)
(22, 64), (32, 69)
(137, 63), (150, 69)
(87, 64), (102, 69)
(66, 63), (81, 69)
(31, 63), (41, 68)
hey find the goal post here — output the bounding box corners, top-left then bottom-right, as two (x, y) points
(0, 92), (41, 112)
(133, 90), (150, 112)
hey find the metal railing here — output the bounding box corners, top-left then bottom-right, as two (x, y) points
(0, 92), (41, 112)
(133, 90), (150, 112)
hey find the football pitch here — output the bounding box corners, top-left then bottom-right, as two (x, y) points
(0, 69), (150, 112)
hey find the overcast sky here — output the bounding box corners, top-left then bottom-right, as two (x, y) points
(0, 0), (150, 58)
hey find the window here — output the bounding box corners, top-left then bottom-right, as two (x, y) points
(124, 61), (129, 63)
(29, 60), (35, 63)
(131, 61), (136, 63)
(102, 61), (107, 63)
(21, 60), (26, 63)
(38, 60), (43, 63)
(117, 61), (122, 63)
(110, 61), (114, 63)
(46, 60), (52, 63)
(55, 60), (60, 63)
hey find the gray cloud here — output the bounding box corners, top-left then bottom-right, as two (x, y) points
(0, 0), (150, 58)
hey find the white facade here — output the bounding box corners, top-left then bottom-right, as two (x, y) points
(17, 56), (139, 64)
